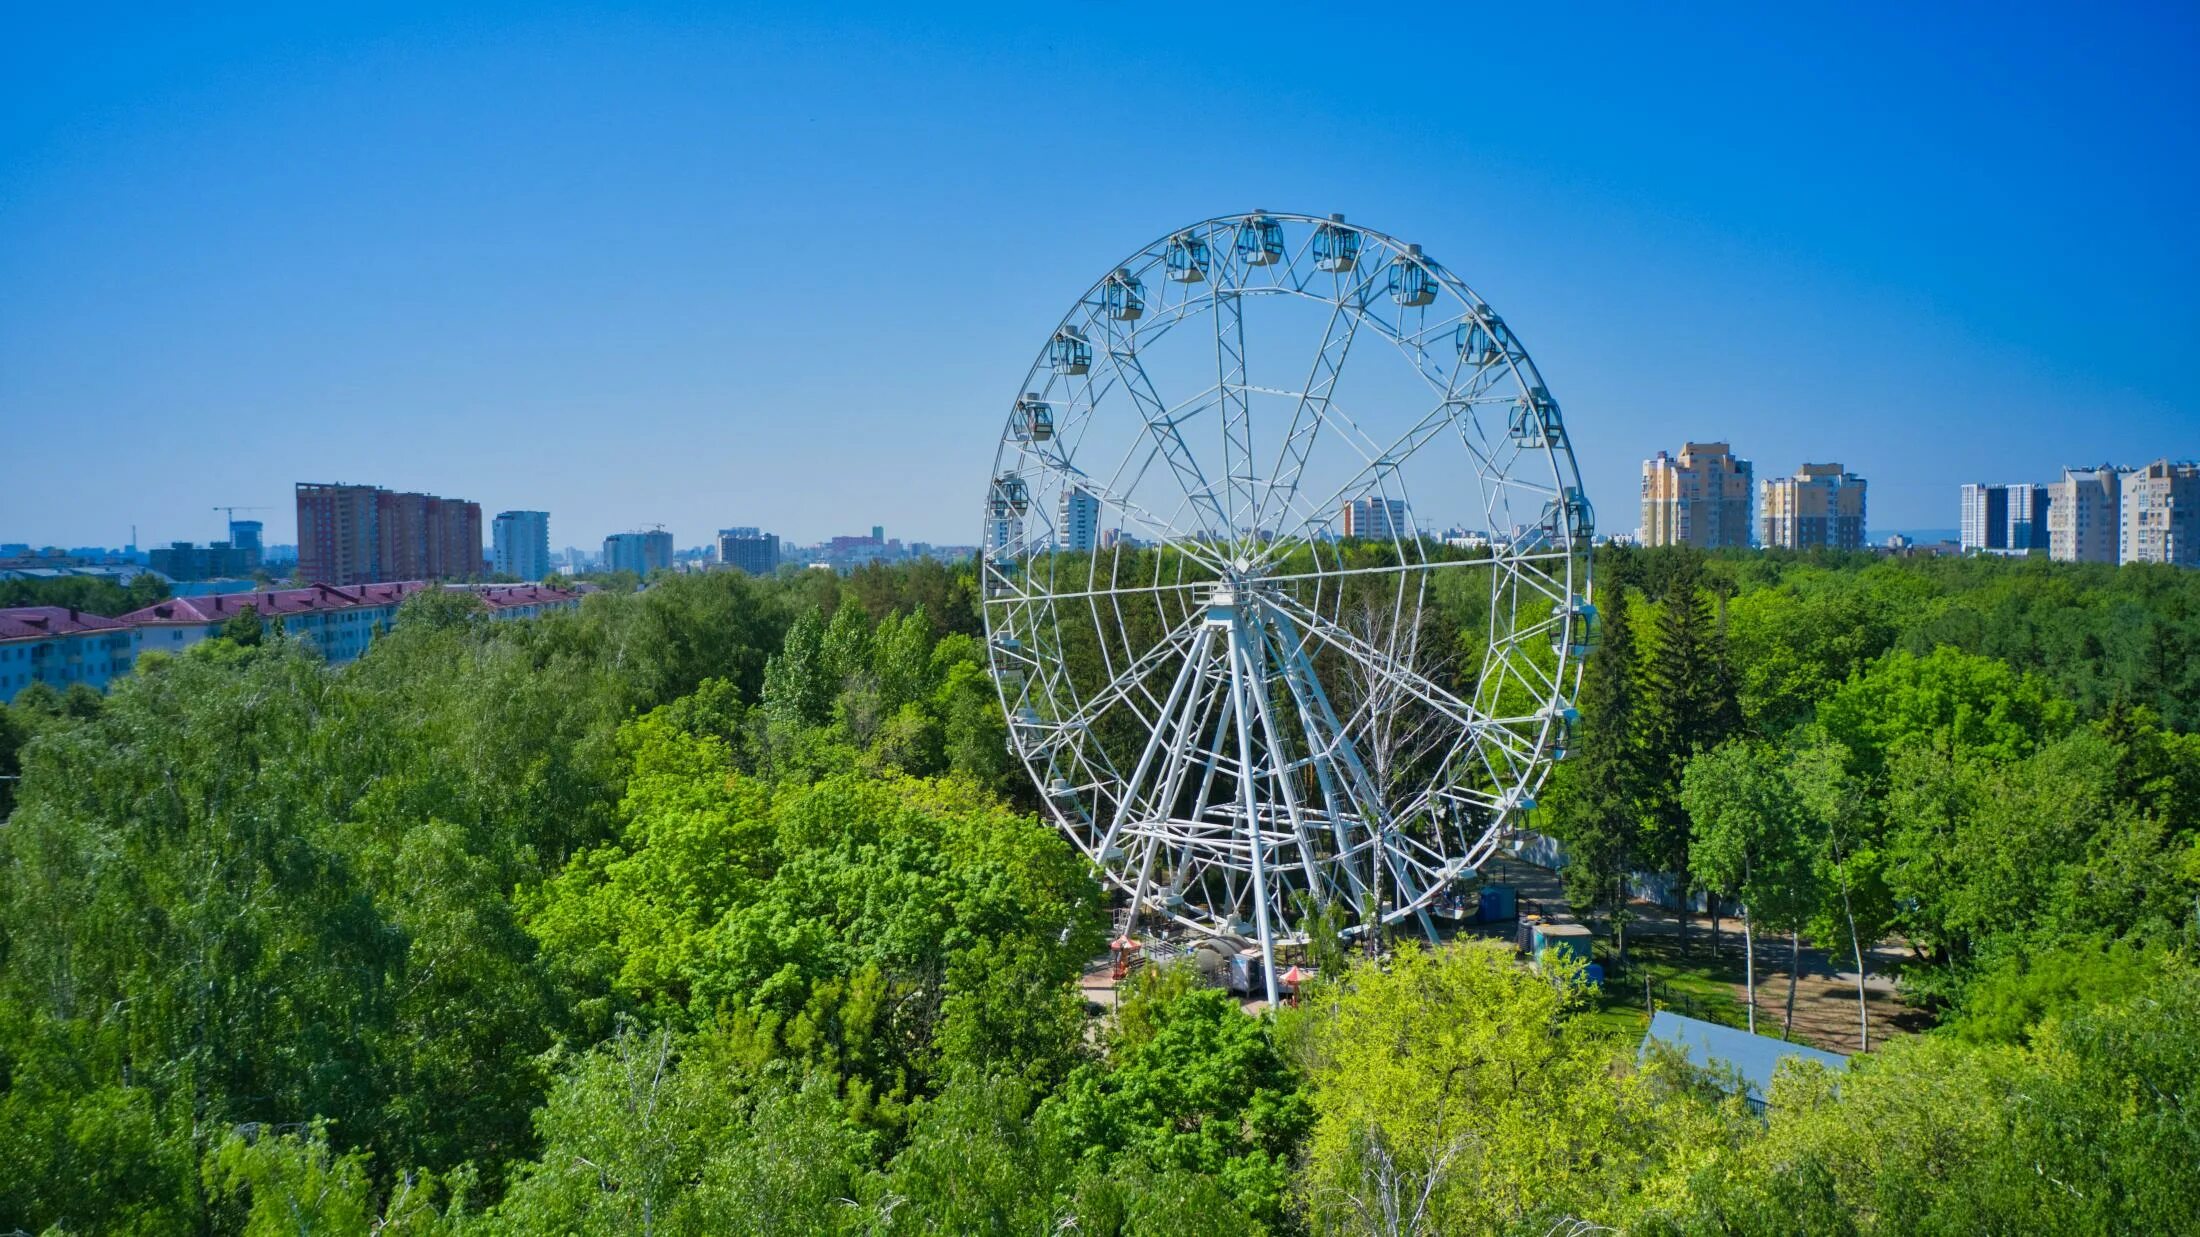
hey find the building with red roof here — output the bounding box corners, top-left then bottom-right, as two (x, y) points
(123, 582), (435, 665)
(0, 582), (586, 704)
(0, 607), (139, 702)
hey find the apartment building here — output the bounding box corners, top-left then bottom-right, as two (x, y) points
(1642, 442), (1754, 548)
(0, 608), (138, 703)
(2120, 459), (2200, 566)
(1761, 463), (1867, 551)
(1340, 496), (1410, 541)
(2047, 466), (2125, 563)
(493, 510), (552, 580)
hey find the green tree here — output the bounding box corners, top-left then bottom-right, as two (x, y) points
(1548, 586), (1645, 957)
(526, 725), (1105, 1117)
(1637, 560), (1742, 951)
(1785, 729), (1889, 1050)
(763, 609), (834, 728)
(1292, 941), (1713, 1234)
(1045, 986), (1310, 1229)
(1817, 645), (2073, 778)
(221, 600), (266, 646)
(1683, 740), (1818, 1035)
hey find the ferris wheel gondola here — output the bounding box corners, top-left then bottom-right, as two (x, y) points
(982, 211), (1592, 1006)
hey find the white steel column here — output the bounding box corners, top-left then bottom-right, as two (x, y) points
(1222, 596), (1280, 1008)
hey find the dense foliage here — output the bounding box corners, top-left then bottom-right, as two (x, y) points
(0, 571), (171, 616)
(1, 551), (2195, 1234)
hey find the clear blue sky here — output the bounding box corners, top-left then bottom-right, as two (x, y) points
(3, 2), (2194, 549)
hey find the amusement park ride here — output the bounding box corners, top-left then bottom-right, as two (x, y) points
(982, 212), (1594, 1006)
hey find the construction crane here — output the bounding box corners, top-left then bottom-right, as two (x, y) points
(213, 505), (271, 538)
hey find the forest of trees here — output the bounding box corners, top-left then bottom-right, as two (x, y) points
(1, 549), (2195, 1234)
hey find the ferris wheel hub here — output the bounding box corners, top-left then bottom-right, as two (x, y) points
(982, 211), (1590, 1003)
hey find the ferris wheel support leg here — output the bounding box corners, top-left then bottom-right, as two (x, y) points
(1130, 638), (1231, 929)
(1226, 612), (1281, 1009)
(1095, 622), (1214, 867)
(1259, 619), (1367, 908)
(1268, 607), (1392, 905)
(1162, 674), (1236, 910)
(1240, 617), (1325, 905)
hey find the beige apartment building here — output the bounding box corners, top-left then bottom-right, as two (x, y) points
(1762, 463), (1868, 550)
(2047, 466), (2125, 563)
(1641, 442), (1754, 548)
(2120, 459), (2200, 566)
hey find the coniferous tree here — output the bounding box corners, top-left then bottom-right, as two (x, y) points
(1551, 588), (1645, 960)
(1638, 559), (1742, 951)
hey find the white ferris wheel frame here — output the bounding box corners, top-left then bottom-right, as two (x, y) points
(981, 210), (1593, 1005)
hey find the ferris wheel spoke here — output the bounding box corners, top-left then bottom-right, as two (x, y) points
(1212, 280), (1255, 548)
(1255, 289), (1365, 545)
(1258, 616), (1380, 902)
(1250, 390), (1464, 570)
(1264, 591), (1487, 737)
(1023, 606), (1209, 756)
(1096, 344), (1233, 543)
(1233, 612), (1331, 902)
(1096, 621), (1220, 861)
(988, 213), (1583, 965)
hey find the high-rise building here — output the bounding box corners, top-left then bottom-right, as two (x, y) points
(228, 520), (264, 569)
(2120, 459), (2200, 567)
(1641, 442), (1753, 548)
(1761, 463), (1867, 551)
(296, 482), (483, 585)
(148, 541), (258, 581)
(295, 483), (382, 586)
(493, 511), (552, 580)
(2047, 466), (2125, 564)
(1340, 496), (1409, 541)
(2006, 484), (2052, 551)
(603, 530), (674, 576)
(716, 527), (780, 575)
(1960, 483), (2011, 552)
(1058, 487), (1100, 552)
(428, 496), (484, 579)
(375, 490), (430, 579)
(1961, 482), (2055, 554)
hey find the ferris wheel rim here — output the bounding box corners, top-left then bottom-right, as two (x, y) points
(980, 211), (1592, 948)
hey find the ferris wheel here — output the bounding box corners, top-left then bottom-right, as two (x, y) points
(981, 211), (1594, 1004)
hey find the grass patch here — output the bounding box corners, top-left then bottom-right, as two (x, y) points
(1574, 931), (1755, 1041)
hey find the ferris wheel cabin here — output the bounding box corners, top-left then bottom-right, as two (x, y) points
(1236, 212), (1285, 265)
(990, 474), (1031, 519)
(1165, 233), (1210, 282)
(1509, 387), (1562, 447)
(1389, 243), (1438, 306)
(1102, 268), (1144, 320)
(1051, 326), (1091, 375)
(1313, 213), (1360, 272)
(1458, 313), (1505, 367)
(1016, 393), (1054, 442)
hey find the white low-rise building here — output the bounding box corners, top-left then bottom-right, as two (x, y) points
(2, 583), (588, 704)
(0, 607), (139, 703)
(117, 582), (587, 669)
(122, 582), (433, 664)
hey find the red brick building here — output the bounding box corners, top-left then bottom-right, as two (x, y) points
(297, 482), (485, 585)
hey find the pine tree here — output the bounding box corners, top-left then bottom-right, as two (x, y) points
(1551, 588), (1644, 959)
(1637, 559), (1742, 952)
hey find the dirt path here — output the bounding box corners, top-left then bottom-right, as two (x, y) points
(1482, 856), (1931, 1053)
(1079, 857), (1935, 1054)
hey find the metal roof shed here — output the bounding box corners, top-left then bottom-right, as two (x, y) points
(1640, 1010), (1848, 1112)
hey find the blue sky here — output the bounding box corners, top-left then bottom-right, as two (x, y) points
(3, 2), (2194, 549)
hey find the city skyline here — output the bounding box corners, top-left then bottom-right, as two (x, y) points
(3, 6), (2195, 547)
